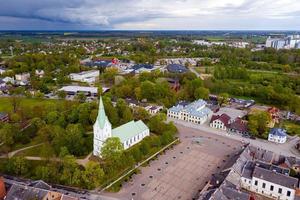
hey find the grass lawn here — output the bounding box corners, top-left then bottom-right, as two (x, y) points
(283, 121), (300, 136)
(14, 143), (55, 157)
(0, 97), (68, 113)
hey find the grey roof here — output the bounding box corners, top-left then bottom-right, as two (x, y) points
(28, 180), (51, 190)
(167, 64), (188, 73)
(269, 128), (287, 137)
(169, 99), (212, 118)
(241, 161), (255, 179)
(5, 184), (48, 200)
(252, 166), (298, 189)
(0, 112), (8, 119)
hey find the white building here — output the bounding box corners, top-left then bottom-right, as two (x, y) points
(2, 77), (14, 84)
(266, 35), (300, 50)
(93, 97), (150, 156)
(0, 67), (6, 75)
(15, 73), (30, 82)
(145, 105), (163, 115)
(209, 114), (231, 131)
(241, 161), (298, 200)
(35, 69), (45, 78)
(268, 128), (287, 144)
(167, 99), (212, 125)
(59, 85), (109, 96)
(69, 70), (99, 84)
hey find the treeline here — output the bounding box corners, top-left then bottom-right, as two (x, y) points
(0, 113), (177, 190)
(208, 68), (300, 114)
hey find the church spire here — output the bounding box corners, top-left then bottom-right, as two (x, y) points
(97, 96), (108, 129)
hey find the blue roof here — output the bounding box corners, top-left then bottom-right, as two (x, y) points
(132, 64), (154, 70)
(84, 60), (113, 67)
(167, 64), (188, 73)
(269, 128), (287, 137)
(169, 99), (212, 118)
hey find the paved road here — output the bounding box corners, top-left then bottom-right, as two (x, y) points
(169, 119), (300, 158)
(0, 143), (44, 158)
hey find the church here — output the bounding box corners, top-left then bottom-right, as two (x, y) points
(93, 97), (150, 156)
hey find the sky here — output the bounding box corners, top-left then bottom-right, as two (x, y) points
(0, 0), (299, 30)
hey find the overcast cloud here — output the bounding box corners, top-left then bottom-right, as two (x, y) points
(0, 0), (299, 30)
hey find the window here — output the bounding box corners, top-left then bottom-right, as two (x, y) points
(254, 180), (258, 186)
(278, 188), (282, 194)
(287, 191), (291, 197)
(270, 185), (274, 191)
(262, 182), (266, 188)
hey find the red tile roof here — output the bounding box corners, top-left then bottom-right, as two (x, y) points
(210, 114), (231, 127)
(0, 177), (6, 199)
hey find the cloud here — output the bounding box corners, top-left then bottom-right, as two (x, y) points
(0, 0), (299, 30)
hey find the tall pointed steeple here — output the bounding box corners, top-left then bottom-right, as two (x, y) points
(97, 96), (108, 129)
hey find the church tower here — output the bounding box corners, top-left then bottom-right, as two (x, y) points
(93, 96), (112, 156)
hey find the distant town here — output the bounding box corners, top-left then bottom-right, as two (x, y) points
(0, 31), (300, 200)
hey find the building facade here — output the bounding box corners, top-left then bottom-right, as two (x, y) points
(69, 70), (99, 84)
(93, 97), (150, 156)
(241, 161), (297, 200)
(268, 128), (287, 144)
(209, 114), (231, 131)
(167, 99), (212, 125)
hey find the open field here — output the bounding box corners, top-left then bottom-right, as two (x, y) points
(105, 124), (243, 200)
(0, 97), (69, 112)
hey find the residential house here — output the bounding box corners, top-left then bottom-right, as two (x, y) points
(0, 112), (9, 122)
(268, 128), (287, 144)
(229, 117), (248, 135)
(0, 79), (6, 87)
(15, 73), (30, 82)
(168, 99), (212, 125)
(35, 69), (45, 78)
(0, 67), (6, 75)
(2, 77), (14, 84)
(210, 114), (231, 130)
(145, 105), (163, 115)
(268, 107), (280, 125)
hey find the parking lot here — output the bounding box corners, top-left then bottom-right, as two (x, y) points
(107, 124), (243, 200)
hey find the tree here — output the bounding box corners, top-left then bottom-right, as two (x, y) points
(46, 111), (59, 124)
(82, 161), (104, 189)
(10, 96), (21, 113)
(0, 124), (15, 152)
(64, 124), (85, 156)
(148, 113), (167, 134)
(218, 93), (229, 106)
(194, 87), (209, 100)
(248, 111), (271, 138)
(35, 165), (51, 181)
(134, 107), (150, 121)
(75, 92), (86, 103)
(140, 140), (150, 155)
(101, 137), (124, 161)
(8, 157), (28, 176)
(57, 90), (66, 99)
(60, 155), (81, 186)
